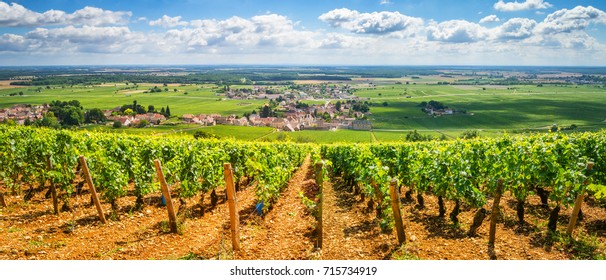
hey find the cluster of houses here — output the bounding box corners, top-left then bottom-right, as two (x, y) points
(181, 100), (372, 131)
(104, 107), (167, 127)
(224, 84), (355, 101)
(0, 104), (49, 125)
(1, 100), (373, 131)
(181, 112), (371, 131)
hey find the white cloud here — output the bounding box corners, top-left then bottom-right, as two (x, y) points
(492, 18), (537, 40)
(380, 0), (391, 5)
(319, 33), (371, 49)
(0, 33), (27, 51)
(0, 2), (131, 27)
(23, 25), (149, 54)
(480, 15), (500, 24)
(536, 6), (606, 34)
(1, 2), (605, 66)
(149, 15), (189, 28)
(494, 0), (552, 12)
(319, 8), (423, 35)
(162, 14), (316, 52)
(427, 20), (489, 43)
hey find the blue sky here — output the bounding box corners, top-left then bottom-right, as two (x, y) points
(1, 0), (605, 66)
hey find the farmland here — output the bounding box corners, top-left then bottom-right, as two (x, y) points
(1, 66), (605, 143)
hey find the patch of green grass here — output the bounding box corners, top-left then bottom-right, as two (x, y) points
(261, 129), (374, 144)
(391, 244), (421, 260)
(8, 227), (23, 233)
(362, 84), (606, 132)
(28, 240), (45, 247)
(179, 252), (205, 260)
(195, 125), (275, 140)
(96, 246), (123, 259)
(553, 231), (606, 260)
(0, 83), (265, 117)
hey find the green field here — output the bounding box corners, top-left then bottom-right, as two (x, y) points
(2, 78), (606, 143)
(356, 83), (606, 131)
(80, 124), (275, 141)
(0, 83), (265, 117)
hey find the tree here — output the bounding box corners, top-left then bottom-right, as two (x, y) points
(193, 130), (218, 139)
(124, 108), (135, 116)
(61, 106), (85, 126)
(85, 108), (107, 124)
(37, 112), (60, 129)
(113, 121), (122, 128)
(335, 101), (342, 111)
(461, 130), (480, 139)
(148, 105), (156, 113)
(48, 99), (84, 127)
(260, 104), (272, 118)
(406, 130), (432, 142)
(136, 119), (150, 128)
(160, 107), (166, 115)
(165, 106), (171, 117)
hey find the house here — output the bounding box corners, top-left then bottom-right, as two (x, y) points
(236, 117), (249, 126)
(135, 113), (166, 124)
(182, 114), (195, 123)
(116, 116), (133, 126)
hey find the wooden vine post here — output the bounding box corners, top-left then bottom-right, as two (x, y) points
(389, 178), (406, 244)
(153, 159), (178, 234)
(78, 156), (106, 224)
(224, 163), (240, 251)
(314, 162), (324, 249)
(567, 162), (594, 236)
(0, 191), (6, 208)
(46, 157), (59, 215)
(488, 178), (504, 245)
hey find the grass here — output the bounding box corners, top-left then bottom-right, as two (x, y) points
(195, 125), (275, 140)
(179, 252), (206, 260)
(3, 80), (606, 142)
(552, 231), (606, 260)
(361, 83), (606, 131)
(261, 129), (374, 144)
(0, 83), (266, 117)
(390, 244), (421, 260)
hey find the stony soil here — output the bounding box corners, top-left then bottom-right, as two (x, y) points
(1, 157), (605, 260)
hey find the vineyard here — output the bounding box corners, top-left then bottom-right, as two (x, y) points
(1, 125), (606, 259)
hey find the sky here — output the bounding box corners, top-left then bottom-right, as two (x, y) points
(1, 0), (606, 66)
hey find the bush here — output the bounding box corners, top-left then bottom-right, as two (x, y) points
(113, 121), (122, 128)
(136, 119), (150, 128)
(461, 130), (480, 139)
(193, 130), (218, 139)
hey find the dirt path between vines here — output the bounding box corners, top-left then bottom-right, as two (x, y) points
(0, 182), (257, 260)
(321, 181), (399, 259)
(237, 155), (318, 260)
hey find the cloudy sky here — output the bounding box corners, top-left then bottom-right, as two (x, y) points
(1, 0), (605, 66)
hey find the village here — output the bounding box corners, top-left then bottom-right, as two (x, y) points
(223, 83), (355, 100)
(0, 83), (374, 131)
(178, 101), (373, 131)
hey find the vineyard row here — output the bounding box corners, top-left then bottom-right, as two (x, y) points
(1, 125), (606, 237)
